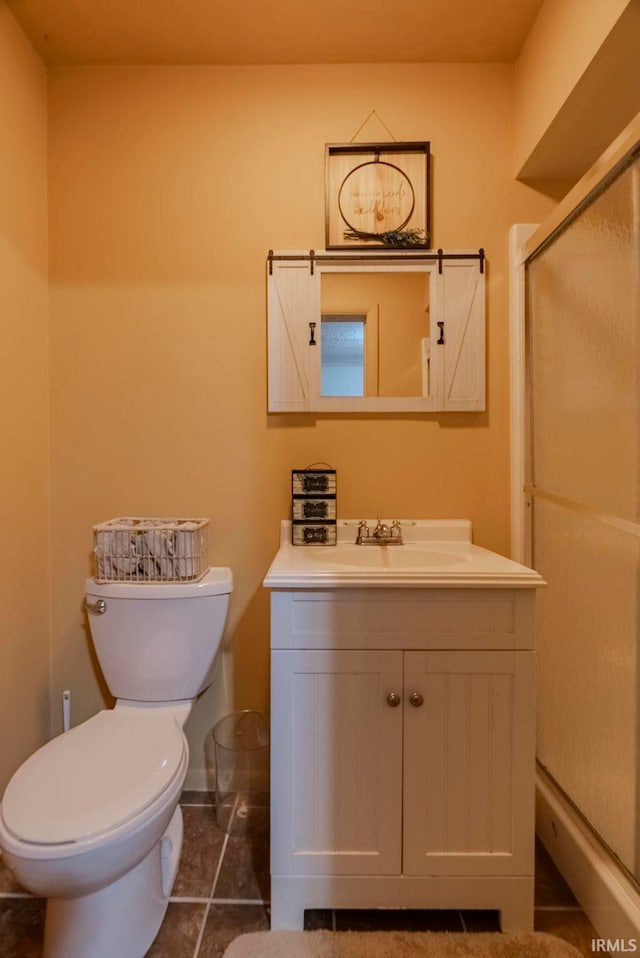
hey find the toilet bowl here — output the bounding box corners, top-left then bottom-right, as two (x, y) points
(0, 567), (233, 958)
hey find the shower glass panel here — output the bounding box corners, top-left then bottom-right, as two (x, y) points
(526, 150), (640, 879)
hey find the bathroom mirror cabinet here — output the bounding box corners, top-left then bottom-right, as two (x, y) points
(267, 249), (486, 413)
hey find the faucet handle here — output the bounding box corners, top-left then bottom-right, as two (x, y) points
(390, 520), (402, 537)
(356, 520), (369, 543)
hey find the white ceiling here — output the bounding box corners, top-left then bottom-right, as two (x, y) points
(6, 0), (545, 66)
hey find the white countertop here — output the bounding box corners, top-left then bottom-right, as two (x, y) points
(263, 520), (546, 589)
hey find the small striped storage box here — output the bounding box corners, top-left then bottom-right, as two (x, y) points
(291, 468), (337, 545)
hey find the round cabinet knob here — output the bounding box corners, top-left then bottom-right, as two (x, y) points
(409, 691), (424, 708)
(385, 691), (401, 708)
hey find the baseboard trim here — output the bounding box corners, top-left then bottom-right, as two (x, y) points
(536, 767), (640, 940)
(183, 766), (212, 791)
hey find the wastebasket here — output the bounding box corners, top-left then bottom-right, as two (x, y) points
(211, 710), (269, 835)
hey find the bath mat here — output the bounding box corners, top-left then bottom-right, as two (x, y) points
(223, 930), (583, 958)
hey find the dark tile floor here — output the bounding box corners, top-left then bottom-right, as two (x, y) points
(0, 790), (601, 958)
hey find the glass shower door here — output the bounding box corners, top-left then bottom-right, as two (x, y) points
(526, 148), (640, 878)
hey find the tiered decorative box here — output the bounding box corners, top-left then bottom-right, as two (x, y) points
(291, 469), (337, 545)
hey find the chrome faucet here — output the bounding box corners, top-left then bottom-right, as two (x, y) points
(373, 519), (390, 539)
(356, 518), (403, 545)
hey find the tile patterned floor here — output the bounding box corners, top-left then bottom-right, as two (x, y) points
(0, 790), (603, 957)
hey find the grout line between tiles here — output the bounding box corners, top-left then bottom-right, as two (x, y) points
(209, 898), (269, 905)
(169, 895), (211, 904)
(208, 791), (243, 900)
(170, 894), (269, 905)
(191, 901), (211, 958)
(209, 814), (234, 898)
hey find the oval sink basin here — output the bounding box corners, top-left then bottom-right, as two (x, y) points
(309, 547), (470, 570)
(386, 549), (470, 568)
(310, 548), (385, 568)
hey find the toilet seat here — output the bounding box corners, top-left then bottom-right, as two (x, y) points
(1, 709), (186, 849)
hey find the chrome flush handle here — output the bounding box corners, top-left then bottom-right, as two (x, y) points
(87, 598), (107, 615)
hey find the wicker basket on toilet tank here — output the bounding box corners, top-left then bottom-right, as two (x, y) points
(93, 516), (209, 583)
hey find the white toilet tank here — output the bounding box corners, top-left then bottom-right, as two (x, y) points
(85, 567), (233, 702)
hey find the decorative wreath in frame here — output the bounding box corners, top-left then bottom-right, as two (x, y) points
(325, 143), (431, 250)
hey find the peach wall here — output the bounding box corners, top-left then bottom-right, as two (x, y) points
(0, 6), (49, 791)
(47, 63), (558, 785)
(513, 0), (638, 180)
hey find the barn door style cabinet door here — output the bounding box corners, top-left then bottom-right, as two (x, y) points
(267, 250), (486, 413)
(269, 589), (536, 932)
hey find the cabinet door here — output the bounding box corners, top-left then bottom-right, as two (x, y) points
(271, 649), (403, 876)
(403, 650), (535, 877)
(437, 259), (486, 411)
(267, 260), (317, 411)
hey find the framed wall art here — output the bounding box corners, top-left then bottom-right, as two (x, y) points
(325, 141), (430, 250)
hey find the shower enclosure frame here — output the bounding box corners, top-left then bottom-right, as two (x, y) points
(509, 111), (640, 943)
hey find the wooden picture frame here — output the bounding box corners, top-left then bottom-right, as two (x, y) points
(325, 142), (430, 250)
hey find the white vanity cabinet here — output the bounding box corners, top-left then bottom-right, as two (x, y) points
(269, 587), (537, 931)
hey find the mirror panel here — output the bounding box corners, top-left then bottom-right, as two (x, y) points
(320, 271), (430, 398)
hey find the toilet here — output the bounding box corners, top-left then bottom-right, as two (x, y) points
(0, 566), (233, 958)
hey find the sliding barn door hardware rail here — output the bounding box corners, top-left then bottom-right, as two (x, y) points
(267, 248), (485, 276)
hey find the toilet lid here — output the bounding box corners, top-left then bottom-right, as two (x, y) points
(1, 710), (186, 845)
